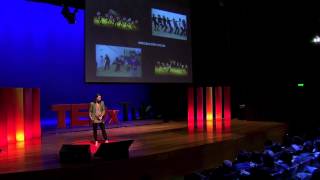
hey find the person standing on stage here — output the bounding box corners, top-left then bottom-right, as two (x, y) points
(89, 94), (108, 144)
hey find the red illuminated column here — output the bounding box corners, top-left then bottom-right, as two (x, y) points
(223, 86), (231, 132)
(15, 88), (25, 142)
(206, 87), (213, 133)
(32, 88), (41, 138)
(215, 86), (223, 133)
(0, 89), (8, 146)
(24, 88), (41, 140)
(215, 86), (223, 120)
(187, 87), (195, 132)
(0, 88), (41, 146)
(24, 88), (33, 140)
(197, 87), (204, 131)
(7, 89), (16, 144)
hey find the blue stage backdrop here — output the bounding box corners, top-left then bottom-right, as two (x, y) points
(0, 1), (151, 130)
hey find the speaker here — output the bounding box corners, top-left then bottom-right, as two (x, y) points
(94, 140), (134, 160)
(59, 144), (91, 163)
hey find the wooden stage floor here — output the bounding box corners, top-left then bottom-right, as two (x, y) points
(0, 120), (287, 179)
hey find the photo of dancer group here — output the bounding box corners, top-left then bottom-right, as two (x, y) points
(152, 9), (187, 40)
(155, 60), (188, 76)
(94, 9), (139, 31)
(96, 44), (142, 78)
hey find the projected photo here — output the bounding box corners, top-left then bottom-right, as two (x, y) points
(94, 9), (139, 31)
(152, 9), (187, 40)
(86, 0), (192, 83)
(96, 45), (142, 78)
(155, 59), (188, 76)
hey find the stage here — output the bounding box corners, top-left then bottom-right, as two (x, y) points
(0, 120), (287, 179)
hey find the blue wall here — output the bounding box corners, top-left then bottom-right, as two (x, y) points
(0, 1), (151, 129)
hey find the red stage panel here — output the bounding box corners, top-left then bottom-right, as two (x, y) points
(206, 87), (213, 121)
(0, 112), (7, 146)
(197, 87), (204, 131)
(215, 86), (223, 120)
(223, 86), (231, 132)
(32, 89), (41, 138)
(15, 88), (25, 142)
(187, 87), (195, 132)
(206, 87), (213, 133)
(0, 88), (41, 146)
(0, 89), (8, 146)
(7, 89), (16, 144)
(215, 118), (223, 134)
(215, 86), (223, 138)
(24, 88), (34, 140)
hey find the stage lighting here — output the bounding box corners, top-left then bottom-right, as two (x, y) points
(61, 5), (78, 24)
(297, 83), (304, 88)
(311, 35), (320, 45)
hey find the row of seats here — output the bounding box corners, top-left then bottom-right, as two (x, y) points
(187, 129), (320, 179)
